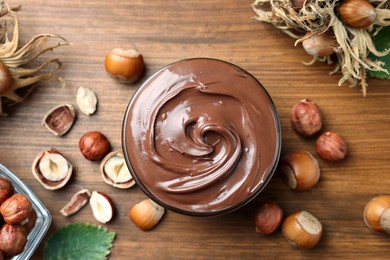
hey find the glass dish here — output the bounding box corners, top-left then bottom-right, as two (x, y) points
(0, 163), (51, 259)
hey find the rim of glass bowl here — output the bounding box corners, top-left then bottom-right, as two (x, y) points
(122, 58), (282, 217)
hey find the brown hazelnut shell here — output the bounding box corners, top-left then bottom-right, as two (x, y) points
(100, 151), (135, 189)
(42, 104), (76, 136)
(31, 149), (73, 190)
(0, 194), (32, 225)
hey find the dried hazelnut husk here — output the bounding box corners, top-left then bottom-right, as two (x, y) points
(255, 201), (284, 235)
(0, 224), (27, 257)
(79, 131), (111, 161)
(32, 149), (73, 190)
(315, 131), (348, 161)
(42, 104), (76, 136)
(0, 194), (32, 225)
(60, 189), (91, 217)
(337, 0), (377, 29)
(100, 151), (135, 189)
(290, 99), (322, 137)
(0, 177), (14, 205)
(279, 150), (320, 190)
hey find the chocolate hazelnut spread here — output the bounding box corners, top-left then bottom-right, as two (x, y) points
(123, 58), (281, 216)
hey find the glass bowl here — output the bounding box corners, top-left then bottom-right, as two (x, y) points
(122, 58), (282, 217)
(0, 163), (51, 259)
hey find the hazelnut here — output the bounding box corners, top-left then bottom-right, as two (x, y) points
(76, 87), (98, 116)
(42, 104), (76, 136)
(22, 208), (37, 234)
(255, 201), (284, 235)
(89, 191), (115, 223)
(290, 99), (322, 137)
(282, 210), (323, 249)
(0, 194), (32, 225)
(315, 131), (347, 161)
(363, 195), (390, 233)
(100, 151), (135, 189)
(0, 224), (27, 256)
(129, 199), (165, 231)
(105, 47), (144, 84)
(337, 0), (376, 29)
(32, 149), (73, 190)
(0, 177), (14, 205)
(278, 150), (320, 190)
(79, 131), (111, 161)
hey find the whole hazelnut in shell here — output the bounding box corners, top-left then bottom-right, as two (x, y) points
(0, 224), (27, 256)
(79, 131), (111, 161)
(0, 177), (14, 205)
(0, 194), (32, 225)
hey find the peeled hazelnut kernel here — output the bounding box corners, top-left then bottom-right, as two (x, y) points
(0, 224), (27, 257)
(60, 189), (91, 217)
(129, 199), (165, 231)
(105, 47), (144, 84)
(290, 99), (322, 137)
(32, 149), (73, 190)
(0, 177), (14, 205)
(255, 201), (284, 235)
(282, 210), (323, 249)
(279, 151), (320, 191)
(89, 191), (115, 223)
(337, 0), (376, 29)
(42, 104), (76, 136)
(79, 131), (111, 161)
(0, 194), (32, 225)
(100, 151), (135, 189)
(76, 87), (97, 116)
(363, 195), (390, 233)
(316, 131), (347, 161)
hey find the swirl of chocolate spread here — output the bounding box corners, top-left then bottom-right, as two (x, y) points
(123, 58), (281, 216)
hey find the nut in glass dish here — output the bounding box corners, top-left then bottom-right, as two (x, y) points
(122, 58), (281, 216)
(0, 163), (51, 259)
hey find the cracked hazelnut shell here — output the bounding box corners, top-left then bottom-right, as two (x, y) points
(32, 149), (73, 190)
(60, 189), (91, 217)
(79, 131), (111, 161)
(100, 151), (135, 189)
(0, 194), (32, 225)
(42, 104), (76, 136)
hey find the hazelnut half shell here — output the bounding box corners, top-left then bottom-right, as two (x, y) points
(42, 104), (76, 136)
(32, 149), (73, 190)
(100, 151), (135, 189)
(60, 189), (91, 217)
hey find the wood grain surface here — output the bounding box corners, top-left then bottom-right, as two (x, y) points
(1, 0), (390, 259)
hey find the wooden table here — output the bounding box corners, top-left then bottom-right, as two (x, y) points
(1, 0), (390, 259)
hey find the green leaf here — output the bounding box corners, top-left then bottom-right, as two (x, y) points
(44, 222), (116, 260)
(368, 26), (390, 79)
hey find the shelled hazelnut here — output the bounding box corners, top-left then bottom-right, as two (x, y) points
(316, 131), (348, 161)
(79, 131), (111, 161)
(255, 201), (284, 235)
(290, 99), (322, 137)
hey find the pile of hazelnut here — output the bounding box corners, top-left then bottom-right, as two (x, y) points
(0, 177), (36, 257)
(32, 46), (164, 233)
(254, 99), (390, 248)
